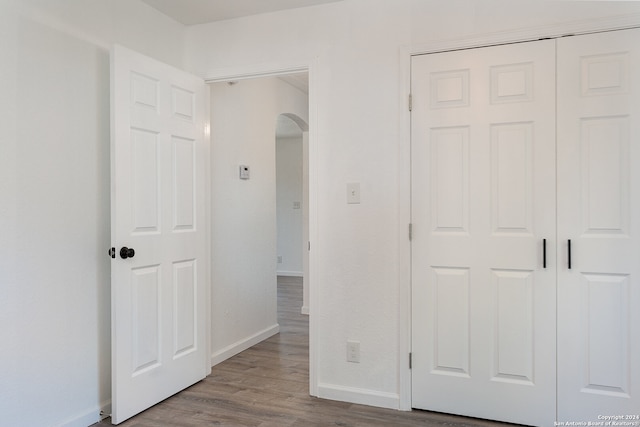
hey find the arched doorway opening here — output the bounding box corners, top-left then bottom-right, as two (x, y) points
(276, 113), (310, 314)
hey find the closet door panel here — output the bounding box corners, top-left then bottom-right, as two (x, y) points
(557, 27), (640, 423)
(411, 39), (556, 427)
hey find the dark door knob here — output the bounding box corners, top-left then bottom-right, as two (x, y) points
(120, 247), (135, 259)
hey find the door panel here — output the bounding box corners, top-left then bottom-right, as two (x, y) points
(111, 45), (209, 424)
(431, 266), (470, 377)
(131, 265), (161, 374)
(173, 137), (196, 230)
(131, 129), (160, 232)
(411, 40), (556, 426)
(557, 28), (640, 423)
(491, 122), (534, 234)
(430, 126), (470, 233)
(492, 269), (534, 384)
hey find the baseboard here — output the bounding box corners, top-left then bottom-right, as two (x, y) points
(210, 324), (280, 366)
(100, 401), (112, 421)
(55, 399), (111, 427)
(317, 383), (400, 410)
(301, 305), (309, 315)
(276, 270), (303, 277)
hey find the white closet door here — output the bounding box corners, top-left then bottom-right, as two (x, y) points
(411, 40), (556, 426)
(557, 28), (640, 423)
(111, 45), (210, 424)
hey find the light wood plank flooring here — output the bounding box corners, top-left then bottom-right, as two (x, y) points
(94, 276), (519, 427)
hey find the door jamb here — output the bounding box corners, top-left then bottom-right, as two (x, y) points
(204, 59), (320, 397)
(400, 13), (640, 411)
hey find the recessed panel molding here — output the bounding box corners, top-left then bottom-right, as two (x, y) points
(171, 86), (195, 122)
(131, 265), (161, 375)
(432, 267), (470, 377)
(581, 273), (630, 397)
(491, 122), (534, 235)
(173, 260), (197, 358)
(491, 269), (534, 385)
(131, 71), (159, 111)
(491, 62), (534, 104)
(430, 127), (470, 234)
(580, 116), (630, 236)
(172, 136), (196, 231)
(430, 69), (470, 109)
(132, 128), (160, 234)
(581, 52), (629, 97)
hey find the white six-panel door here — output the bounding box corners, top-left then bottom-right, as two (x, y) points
(557, 28), (640, 423)
(110, 45), (209, 424)
(411, 40), (557, 426)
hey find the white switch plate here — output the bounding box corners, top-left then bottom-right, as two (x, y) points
(239, 165), (250, 180)
(347, 340), (360, 363)
(347, 183), (360, 204)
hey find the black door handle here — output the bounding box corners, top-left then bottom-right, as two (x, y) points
(567, 239), (571, 270)
(543, 239), (546, 269)
(120, 247), (135, 259)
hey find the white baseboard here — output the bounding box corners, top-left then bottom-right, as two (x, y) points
(317, 383), (400, 410)
(210, 324), (280, 366)
(100, 401), (112, 421)
(55, 399), (111, 427)
(301, 305), (309, 315)
(277, 270), (303, 277)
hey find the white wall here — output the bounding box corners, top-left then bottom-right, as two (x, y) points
(210, 77), (309, 365)
(0, 1), (185, 426)
(276, 132), (304, 276)
(3, 1), (640, 425)
(185, 0), (640, 409)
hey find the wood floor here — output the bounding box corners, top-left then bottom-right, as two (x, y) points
(94, 276), (519, 427)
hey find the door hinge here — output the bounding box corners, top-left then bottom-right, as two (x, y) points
(409, 352), (413, 369)
(409, 223), (413, 241)
(408, 94), (413, 111)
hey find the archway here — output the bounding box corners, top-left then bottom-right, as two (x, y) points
(276, 113), (309, 314)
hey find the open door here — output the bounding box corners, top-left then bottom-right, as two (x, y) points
(110, 45), (209, 424)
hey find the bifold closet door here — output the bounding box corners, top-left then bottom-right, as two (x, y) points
(411, 40), (556, 426)
(557, 28), (640, 423)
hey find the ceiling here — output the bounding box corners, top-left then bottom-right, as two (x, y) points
(141, 0), (343, 25)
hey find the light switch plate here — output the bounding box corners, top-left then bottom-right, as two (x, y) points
(347, 183), (360, 204)
(239, 165), (250, 180)
(347, 340), (360, 363)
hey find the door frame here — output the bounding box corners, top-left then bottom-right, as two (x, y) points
(203, 58), (320, 396)
(399, 13), (640, 411)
